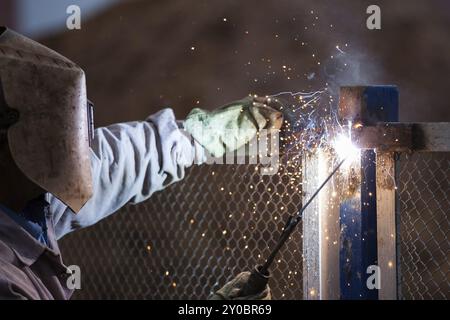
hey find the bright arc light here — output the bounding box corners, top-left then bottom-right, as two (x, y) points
(333, 134), (360, 162)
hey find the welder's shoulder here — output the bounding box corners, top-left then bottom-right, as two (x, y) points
(0, 240), (35, 299)
(0, 264), (25, 299)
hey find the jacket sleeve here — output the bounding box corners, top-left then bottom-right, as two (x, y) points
(49, 108), (206, 239)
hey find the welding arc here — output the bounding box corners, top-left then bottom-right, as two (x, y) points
(239, 157), (346, 297)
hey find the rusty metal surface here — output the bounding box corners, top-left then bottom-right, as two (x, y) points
(352, 123), (412, 152)
(0, 28), (92, 212)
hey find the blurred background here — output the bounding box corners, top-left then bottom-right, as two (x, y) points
(2, 0), (450, 126)
(1, 0), (448, 300)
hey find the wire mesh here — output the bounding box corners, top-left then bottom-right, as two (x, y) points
(59, 149), (450, 300)
(59, 155), (304, 299)
(397, 152), (450, 300)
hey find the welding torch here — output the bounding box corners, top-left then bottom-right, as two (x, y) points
(239, 157), (346, 297)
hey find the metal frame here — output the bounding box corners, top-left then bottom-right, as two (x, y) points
(302, 85), (450, 300)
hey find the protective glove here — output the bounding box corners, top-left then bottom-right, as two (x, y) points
(209, 271), (272, 300)
(184, 96), (283, 157)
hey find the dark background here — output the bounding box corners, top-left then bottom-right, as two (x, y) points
(3, 0), (450, 126)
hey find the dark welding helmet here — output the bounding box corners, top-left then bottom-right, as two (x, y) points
(0, 27), (94, 213)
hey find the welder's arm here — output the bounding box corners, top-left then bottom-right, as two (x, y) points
(49, 108), (206, 239)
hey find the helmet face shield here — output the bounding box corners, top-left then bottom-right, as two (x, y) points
(0, 28), (93, 213)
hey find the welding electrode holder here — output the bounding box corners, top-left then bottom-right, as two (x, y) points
(238, 265), (271, 297)
(238, 216), (299, 297)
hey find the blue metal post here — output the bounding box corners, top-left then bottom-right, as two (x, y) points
(338, 86), (399, 299)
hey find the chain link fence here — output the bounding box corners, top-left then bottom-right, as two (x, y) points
(60, 154), (304, 299)
(397, 152), (450, 300)
(59, 150), (449, 299)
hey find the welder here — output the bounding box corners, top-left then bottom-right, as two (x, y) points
(0, 27), (280, 300)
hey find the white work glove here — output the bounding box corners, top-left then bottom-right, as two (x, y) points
(184, 96), (283, 157)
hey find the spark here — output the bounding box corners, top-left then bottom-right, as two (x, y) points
(335, 45), (345, 54)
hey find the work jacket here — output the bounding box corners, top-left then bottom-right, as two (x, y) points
(0, 109), (205, 299)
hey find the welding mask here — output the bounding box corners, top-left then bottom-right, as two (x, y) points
(0, 27), (94, 213)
